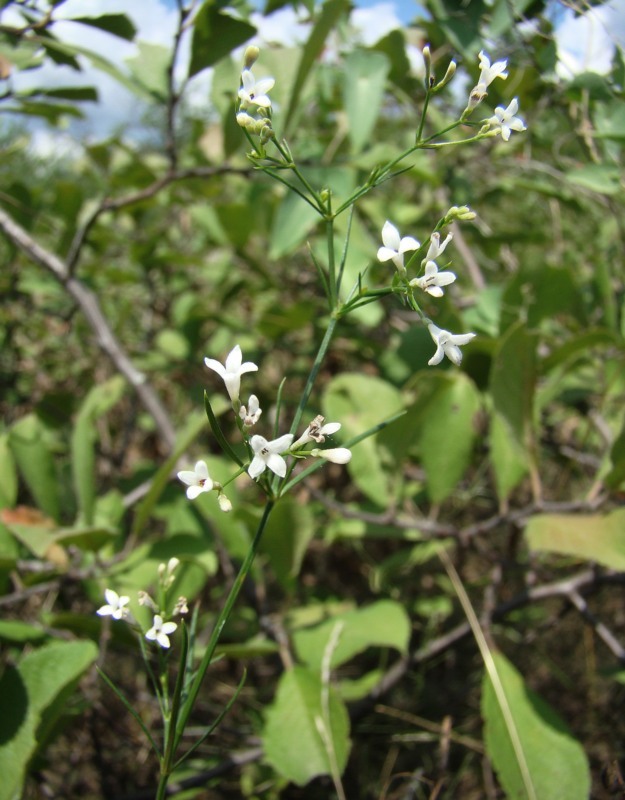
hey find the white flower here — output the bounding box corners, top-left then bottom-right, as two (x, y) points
(204, 345), (258, 403)
(427, 324), (476, 366)
(97, 588), (130, 620)
(145, 614), (178, 649)
(487, 97), (526, 142)
(311, 447), (352, 464)
(410, 261), (457, 298)
(177, 460), (213, 500)
(218, 492), (232, 513)
(471, 50), (508, 101)
(240, 394), (262, 427)
(293, 415), (341, 448)
(238, 68), (274, 109)
(425, 231), (453, 262)
(377, 221), (420, 272)
(248, 433), (294, 479)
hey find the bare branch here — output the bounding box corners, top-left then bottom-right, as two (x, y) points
(0, 205), (176, 449)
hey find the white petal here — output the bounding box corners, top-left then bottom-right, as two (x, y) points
(248, 455), (266, 479)
(250, 434), (268, 454)
(320, 422), (341, 435)
(161, 622), (178, 635)
(254, 77), (275, 95)
(426, 286), (444, 298)
(204, 357), (226, 378)
(269, 433), (294, 453)
(445, 344), (464, 365)
(266, 452), (287, 477)
(381, 221), (401, 250)
(186, 485), (205, 500)
(398, 236), (419, 254)
(156, 633), (171, 648)
(428, 345), (445, 366)
(436, 271), (457, 286)
(194, 460), (210, 480)
(225, 345), (243, 371)
(177, 470), (197, 486)
(506, 97), (519, 116)
(238, 361), (259, 375)
(322, 447), (352, 464)
(241, 70), (255, 93)
(449, 332), (476, 346)
(104, 588), (119, 606)
(377, 246), (398, 263)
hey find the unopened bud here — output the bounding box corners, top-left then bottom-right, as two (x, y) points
(447, 205), (476, 222)
(422, 45), (431, 86)
(433, 60), (456, 91)
(244, 46), (260, 69)
(173, 596), (189, 616)
(218, 493), (232, 513)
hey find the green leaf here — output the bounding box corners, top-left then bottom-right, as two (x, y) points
(482, 652), (590, 800)
(8, 415), (60, 522)
(0, 620), (47, 643)
(343, 50), (390, 153)
(125, 41), (170, 101)
(71, 377), (125, 526)
(260, 496), (315, 590)
(490, 411), (529, 501)
(0, 434), (18, 509)
(284, 0), (351, 135)
(565, 165), (622, 195)
(525, 508), (625, 570)
(263, 666), (351, 786)
(269, 191), (320, 259)
(323, 373), (405, 507)
(605, 423), (625, 489)
(189, 0), (256, 78)
(417, 373), (481, 503)
(293, 599), (411, 671)
(0, 640), (98, 800)
(490, 322), (536, 449)
(70, 13), (137, 41)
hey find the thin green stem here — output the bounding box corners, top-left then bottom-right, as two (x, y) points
(326, 217), (337, 308)
(172, 501), (275, 755)
(415, 89), (431, 143)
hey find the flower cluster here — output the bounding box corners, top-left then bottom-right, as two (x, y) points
(97, 558), (186, 650)
(177, 345), (352, 501)
(235, 46), (274, 139)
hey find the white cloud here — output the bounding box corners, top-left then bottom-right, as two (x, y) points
(555, 0), (625, 77)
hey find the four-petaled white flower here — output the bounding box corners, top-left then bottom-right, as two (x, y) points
(238, 68), (274, 109)
(471, 50), (508, 100)
(377, 221), (420, 272)
(177, 460), (213, 500)
(411, 262), (457, 297)
(310, 447), (352, 464)
(293, 415), (341, 448)
(240, 394), (262, 427)
(145, 615), (178, 649)
(425, 231), (453, 262)
(205, 345), (258, 403)
(249, 433), (294, 479)
(97, 588), (130, 620)
(428, 324), (476, 366)
(487, 97), (526, 142)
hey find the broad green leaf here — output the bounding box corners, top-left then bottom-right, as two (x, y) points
(284, 0), (351, 135)
(490, 411), (529, 501)
(260, 496), (315, 590)
(0, 523), (19, 569)
(417, 373), (481, 503)
(71, 377), (125, 526)
(343, 50), (390, 153)
(8, 415), (60, 522)
(269, 192), (320, 259)
(490, 322), (536, 449)
(525, 508), (625, 570)
(565, 165), (622, 195)
(482, 652), (590, 800)
(323, 373), (405, 507)
(263, 666), (351, 786)
(125, 42), (170, 101)
(71, 13), (137, 41)
(30, 34), (154, 99)
(0, 434), (17, 509)
(0, 620), (47, 643)
(0, 640), (98, 800)
(189, 0), (256, 78)
(293, 600), (410, 671)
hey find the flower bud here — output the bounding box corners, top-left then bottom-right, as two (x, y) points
(218, 493), (232, 513)
(311, 447), (352, 464)
(244, 46), (260, 69)
(422, 45), (432, 86)
(433, 60), (456, 91)
(446, 205), (476, 222)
